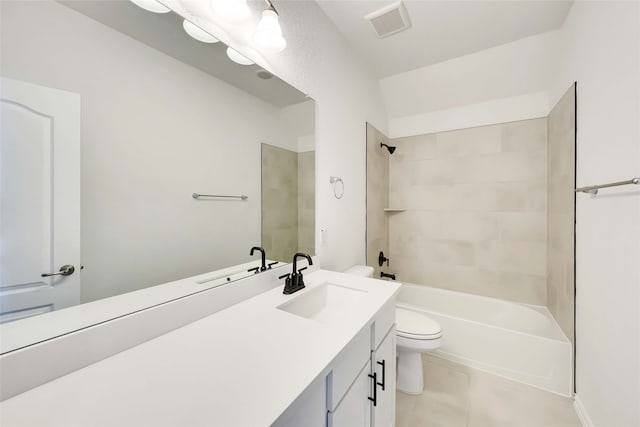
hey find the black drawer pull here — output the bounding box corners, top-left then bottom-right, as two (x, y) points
(377, 360), (386, 391)
(368, 372), (377, 406)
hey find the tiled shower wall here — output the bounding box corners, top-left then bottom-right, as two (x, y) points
(298, 151), (315, 255)
(261, 144), (315, 263)
(546, 85), (576, 344)
(366, 123), (390, 279)
(262, 144), (298, 262)
(388, 119), (548, 305)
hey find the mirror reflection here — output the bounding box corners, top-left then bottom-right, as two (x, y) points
(261, 132), (315, 263)
(0, 0), (315, 338)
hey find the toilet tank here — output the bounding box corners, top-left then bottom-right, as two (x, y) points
(344, 265), (374, 278)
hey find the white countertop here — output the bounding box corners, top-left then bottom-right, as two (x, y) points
(0, 270), (400, 426)
(0, 259), (284, 354)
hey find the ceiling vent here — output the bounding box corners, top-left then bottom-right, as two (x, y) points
(364, 1), (411, 39)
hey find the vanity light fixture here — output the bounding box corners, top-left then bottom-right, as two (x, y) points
(226, 47), (255, 65)
(130, 0), (170, 13)
(183, 20), (220, 43)
(210, 0), (251, 23)
(253, 0), (286, 53)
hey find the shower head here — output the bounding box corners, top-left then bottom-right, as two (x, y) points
(380, 142), (396, 154)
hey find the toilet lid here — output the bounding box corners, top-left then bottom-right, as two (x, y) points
(396, 307), (442, 339)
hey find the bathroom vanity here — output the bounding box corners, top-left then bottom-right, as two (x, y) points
(0, 270), (400, 426)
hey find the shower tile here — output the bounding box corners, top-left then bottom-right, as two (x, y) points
(496, 272), (546, 305)
(498, 212), (546, 242)
(391, 133), (439, 162)
(407, 185), (455, 211)
(501, 118), (547, 153)
(436, 124), (502, 158)
(410, 158), (456, 185)
(390, 159), (412, 188)
(390, 211), (442, 239)
(476, 240), (546, 276)
(433, 240), (476, 266)
(546, 85), (576, 345)
(439, 212), (499, 240)
(386, 118), (550, 306)
(454, 151), (545, 184)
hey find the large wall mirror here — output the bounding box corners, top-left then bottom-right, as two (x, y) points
(0, 0), (315, 352)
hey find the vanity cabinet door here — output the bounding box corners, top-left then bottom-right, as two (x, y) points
(372, 325), (396, 427)
(327, 360), (372, 427)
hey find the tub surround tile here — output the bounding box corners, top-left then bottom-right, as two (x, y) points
(389, 118), (547, 305)
(261, 144), (315, 263)
(396, 354), (581, 427)
(366, 123), (390, 278)
(437, 124), (503, 158)
(439, 213), (499, 241)
(392, 133), (439, 162)
(501, 119), (547, 153)
(498, 212), (546, 242)
(546, 85), (576, 346)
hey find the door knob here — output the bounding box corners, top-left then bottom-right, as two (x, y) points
(41, 265), (75, 277)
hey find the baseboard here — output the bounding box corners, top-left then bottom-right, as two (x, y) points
(574, 394), (594, 427)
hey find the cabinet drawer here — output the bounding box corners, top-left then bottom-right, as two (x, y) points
(373, 300), (395, 350)
(327, 326), (370, 411)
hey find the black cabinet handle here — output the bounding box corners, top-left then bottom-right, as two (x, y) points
(368, 372), (377, 406)
(377, 360), (386, 391)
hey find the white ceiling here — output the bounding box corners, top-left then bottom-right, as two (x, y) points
(316, 0), (573, 77)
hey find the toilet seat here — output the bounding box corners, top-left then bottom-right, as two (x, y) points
(396, 307), (442, 340)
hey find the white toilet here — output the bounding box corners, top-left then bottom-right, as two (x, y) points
(344, 265), (442, 395)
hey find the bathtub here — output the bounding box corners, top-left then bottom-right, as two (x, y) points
(396, 283), (572, 396)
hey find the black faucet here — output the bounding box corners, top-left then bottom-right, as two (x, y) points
(380, 271), (396, 280)
(279, 253), (313, 294)
(249, 246), (267, 273)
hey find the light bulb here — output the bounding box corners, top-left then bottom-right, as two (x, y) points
(253, 9), (286, 53)
(183, 20), (219, 43)
(130, 0), (170, 13)
(210, 0), (250, 22)
(226, 47), (254, 65)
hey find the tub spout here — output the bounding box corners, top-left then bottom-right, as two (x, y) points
(381, 271), (396, 280)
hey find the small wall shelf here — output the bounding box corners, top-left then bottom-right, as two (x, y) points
(383, 208), (405, 212)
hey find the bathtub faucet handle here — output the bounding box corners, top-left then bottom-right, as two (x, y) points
(378, 251), (390, 267)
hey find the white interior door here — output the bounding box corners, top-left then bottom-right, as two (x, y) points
(0, 77), (81, 323)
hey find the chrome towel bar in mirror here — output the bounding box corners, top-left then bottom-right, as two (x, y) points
(192, 193), (248, 200)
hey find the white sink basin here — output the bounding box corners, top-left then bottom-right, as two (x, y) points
(277, 282), (367, 322)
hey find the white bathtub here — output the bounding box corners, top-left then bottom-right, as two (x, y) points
(396, 283), (572, 396)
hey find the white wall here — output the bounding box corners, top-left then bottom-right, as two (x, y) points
(1, 0), (304, 302)
(379, 2), (640, 424)
(380, 31), (556, 138)
(551, 2), (639, 426)
(169, 0), (388, 273)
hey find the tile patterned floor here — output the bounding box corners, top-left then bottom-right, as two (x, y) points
(396, 354), (582, 427)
